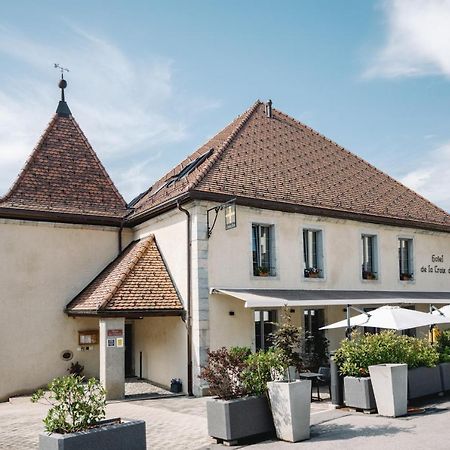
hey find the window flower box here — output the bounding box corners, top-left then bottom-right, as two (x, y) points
(400, 273), (413, 281)
(304, 268), (321, 279)
(362, 271), (377, 280)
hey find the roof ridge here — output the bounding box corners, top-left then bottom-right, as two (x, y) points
(189, 100), (262, 191)
(98, 235), (154, 311)
(0, 115), (59, 202)
(69, 117), (128, 210)
(274, 108), (450, 222)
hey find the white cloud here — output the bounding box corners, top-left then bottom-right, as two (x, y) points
(400, 142), (450, 212)
(365, 0), (450, 78)
(0, 26), (219, 200)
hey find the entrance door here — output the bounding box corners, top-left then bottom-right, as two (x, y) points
(125, 324), (134, 377)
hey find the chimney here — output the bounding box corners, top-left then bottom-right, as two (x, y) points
(265, 99), (272, 118)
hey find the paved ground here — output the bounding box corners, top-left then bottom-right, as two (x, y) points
(1, 393), (450, 449)
(124, 377), (174, 398)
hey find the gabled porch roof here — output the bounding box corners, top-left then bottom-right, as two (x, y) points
(66, 236), (184, 317)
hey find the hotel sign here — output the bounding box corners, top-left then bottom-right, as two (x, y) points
(420, 254), (450, 275)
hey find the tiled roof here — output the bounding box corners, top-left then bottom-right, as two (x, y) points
(131, 101), (450, 230)
(0, 112), (128, 219)
(66, 235), (183, 314)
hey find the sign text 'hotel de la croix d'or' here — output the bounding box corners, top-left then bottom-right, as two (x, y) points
(420, 254), (450, 275)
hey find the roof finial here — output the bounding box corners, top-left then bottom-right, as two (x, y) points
(54, 64), (72, 117)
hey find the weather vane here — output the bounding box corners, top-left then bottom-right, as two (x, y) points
(54, 63), (70, 79)
(54, 64), (70, 102)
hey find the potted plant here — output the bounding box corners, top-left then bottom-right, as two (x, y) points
(304, 267), (320, 278)
(436, 330), (450, 391)
(32, 375), (146, 450)
(257, 266), (270, 277)
(400, 273), (413, 281)
(200, 347), (274, 445)
(362, 271), (377, 280)
(170, 378), (183, 393)
(266, 308), (311, 442)
(335, 331), (441, 407)
(67, 361), (84, 377)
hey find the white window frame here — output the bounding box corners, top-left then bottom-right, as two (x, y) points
(360, 233), (379, 282)
(301, 226), (325, 281)
(398, 236), (415, 282)
(251, 223), (277, 278)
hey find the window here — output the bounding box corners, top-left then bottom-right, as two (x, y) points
(361, 235), (378, 280)
(304, 309), (325, 354)
(254, 310), (277, 351)
(252, 224), (275, 276)
(303, 229), (323, 278)
(398, 238), (414, 281)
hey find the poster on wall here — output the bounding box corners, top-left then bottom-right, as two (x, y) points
(107, 338), (115, 347)
(116, 338), (124, 348)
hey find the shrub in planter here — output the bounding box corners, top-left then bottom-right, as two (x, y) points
(200, 347), (274, 444)
(267, 308), (312, 442)
(335, 331), (439, 409)
(32, 375), (146, 449)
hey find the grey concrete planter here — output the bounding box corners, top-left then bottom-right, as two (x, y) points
(206, 395), (274, 443)
(343, 376), (376, 410)
(439, 363), (450, 392)
(369, 364), (407, 417)
(267, 380), (311, 443)
(39, 419), (146, 450)
(408, 366), (442, 399)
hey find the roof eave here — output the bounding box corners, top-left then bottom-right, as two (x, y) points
(0, 206), (130, 227)
(188, 190), (450, 234)
(65, 308), (185, 318)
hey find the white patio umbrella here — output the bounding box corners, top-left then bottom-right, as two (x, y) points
(320, 305), (450, 331)
(432, 305), (450, 317)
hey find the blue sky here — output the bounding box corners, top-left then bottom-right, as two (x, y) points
(0, 0), (449, 211)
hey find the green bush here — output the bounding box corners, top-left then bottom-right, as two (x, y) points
(334, 331), (439, 377)
(199, 347), (251, 400)
(241, 349), (285, 396)
(31, 376), (106, 433)
(436, 330), (450, 363)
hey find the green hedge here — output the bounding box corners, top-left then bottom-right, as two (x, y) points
(334, 331), (439, 377)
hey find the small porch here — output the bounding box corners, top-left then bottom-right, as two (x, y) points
(65, 235), (186, 400)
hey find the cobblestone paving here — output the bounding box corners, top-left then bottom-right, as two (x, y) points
(0, 395), (214, 450)
(124, 378), (173, 397)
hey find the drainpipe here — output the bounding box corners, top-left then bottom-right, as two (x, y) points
(177, 201), (193, 396)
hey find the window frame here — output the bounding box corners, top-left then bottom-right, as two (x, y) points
(398, 236), (414, 282)
(302, 227), (325, 280)
(251, 223), (276, 277)
(360, 233), (379, 281)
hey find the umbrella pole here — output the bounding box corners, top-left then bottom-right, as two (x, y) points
(346, 304), (351, 340)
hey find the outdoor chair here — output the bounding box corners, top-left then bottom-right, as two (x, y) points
(316, 366), (331, 400)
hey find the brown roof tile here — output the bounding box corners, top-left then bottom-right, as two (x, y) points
(66, 235), (183, 314)
(0, 114), (128, 218)
(131, 101), (450, 230)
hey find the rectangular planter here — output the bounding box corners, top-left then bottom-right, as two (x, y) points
(206, 395), (274, 443)
(369, 364), (407, 417)
(343, 376), (376, 410)
(408, 366), (442, 399)
(439, 363), (450, 392)
(39, 419), (146, 450)
(267, 380), (311, 443)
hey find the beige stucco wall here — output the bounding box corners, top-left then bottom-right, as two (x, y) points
(133, 317), (187, 390)
(133, 209), (188, 302)
(206, 204), (450, 354)
(0, 218), (132, 401)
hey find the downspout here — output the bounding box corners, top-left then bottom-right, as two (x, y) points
(177, 201), (193, 396)
(118, 209), (135, 254)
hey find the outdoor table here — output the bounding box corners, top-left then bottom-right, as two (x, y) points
(299, 372), (322, 401)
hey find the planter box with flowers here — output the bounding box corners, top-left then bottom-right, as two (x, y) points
(304, 267), (321, 279)
(400, 273), (413, 281)
(32, 376), (146, 450)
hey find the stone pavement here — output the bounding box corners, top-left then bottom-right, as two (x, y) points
(1, 394), (450, 449)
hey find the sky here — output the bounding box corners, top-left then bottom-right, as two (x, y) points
(0, 0), (449, 211)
